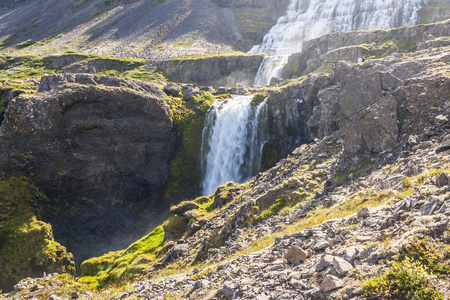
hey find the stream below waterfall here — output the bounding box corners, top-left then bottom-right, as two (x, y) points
(250, 0), (426, 85)
(200, 95), (269, 196)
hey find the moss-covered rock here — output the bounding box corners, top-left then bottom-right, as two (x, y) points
(0, 177), (75, 292)
(79, 225), (165, 288)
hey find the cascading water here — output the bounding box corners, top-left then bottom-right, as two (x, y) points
(250, 0), (427, 85)
(201, 95), (269, 196)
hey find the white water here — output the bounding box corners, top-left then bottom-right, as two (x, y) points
(201, 95), (269, 196)
(250, 0), (426, 85)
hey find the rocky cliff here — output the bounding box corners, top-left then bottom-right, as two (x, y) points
(157, 54), (265, 86)
(282, 19), (450, 78)
(0, 73), (176, 267)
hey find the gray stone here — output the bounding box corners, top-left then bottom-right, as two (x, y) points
(289, 278), (308, 289)
(162, 243), (189, 265)
(437, 201), (450, 216)
(332, 257), (353, 276)
(312, 240), (330, 251)
(286, 246), (308, 265)
(434, 173), (448, 187)
(357, 207), (370, 218)
(48, 296), (62, 300)
(315, 255), (335, 272)
(420, 196), (440, 215)
(163, 83), (182, 97)
(222, 282), (239, 299)
(217, 87), (228, 94)
(320, 275), (343, 292)
(344, 247), (360, 263)
(70, 291), (80, 299)
(436, 134), (450, 153)
(116, 292), (129, 300)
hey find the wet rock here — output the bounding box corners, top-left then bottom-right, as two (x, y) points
(320, 275), (343, 292)
(217, 87), (228, 94)
(70, 291), (80, 299)
(286, 246), (307, 264)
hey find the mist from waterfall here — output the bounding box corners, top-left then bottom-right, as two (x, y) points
(249, 0), (426, 85)
(201, 95), (269, 196)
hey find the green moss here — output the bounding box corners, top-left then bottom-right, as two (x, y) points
(162, 215), (188, 238)
(0, 177), (75, 290)
(15, 39), (36, 49)
(79, 225), (165, 288)
(251, 93), (268, 106)
(164, 93), (215, 200)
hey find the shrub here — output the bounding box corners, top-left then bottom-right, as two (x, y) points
(363, 256), (443, 300)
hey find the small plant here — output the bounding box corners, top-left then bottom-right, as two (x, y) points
(363, 256), (443, 299)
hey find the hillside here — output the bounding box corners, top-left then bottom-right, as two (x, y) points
(0, 0), (450, 299)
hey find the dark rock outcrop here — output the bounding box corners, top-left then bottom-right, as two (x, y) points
(0, 73), (175, 264)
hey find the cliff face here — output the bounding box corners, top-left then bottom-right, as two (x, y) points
(0, 74), (176, 265)
(157, 54), (265, 86)
(282, 19), (450, 77)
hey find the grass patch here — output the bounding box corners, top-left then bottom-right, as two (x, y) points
(79, 225), (165, 288)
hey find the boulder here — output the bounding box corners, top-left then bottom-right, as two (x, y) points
(162, 243), (189, 265)
(164, 83), (182, 97)
(331, 60), (352, 85)
(357, 207), (370, 219)
(434, 173), (448, 187)
(436, 134), (450, 153)
(420, 196), (440, 215)
(217, 87), (228, 94)
(170, 201), (201, 216)
(320, 275), (343, 293)
(315, 255), (335, 272)
(332, 257), (353, 276)
(286, 246), (307, 264)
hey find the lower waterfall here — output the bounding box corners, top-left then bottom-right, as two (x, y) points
(201, 95), (269, 196)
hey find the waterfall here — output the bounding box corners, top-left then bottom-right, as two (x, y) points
(250, 0), (426, 85)
(201, 95), (269, 196)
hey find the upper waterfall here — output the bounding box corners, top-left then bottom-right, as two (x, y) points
(201, 95), (269, 196)
(250, 0), (426, 85)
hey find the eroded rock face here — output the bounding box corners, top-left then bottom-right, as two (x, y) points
(0, 74), (175, 263)
(157, 54), (265, 87)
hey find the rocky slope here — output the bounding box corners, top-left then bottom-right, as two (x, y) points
(2, 21), (449, 298)
(0, 0), (289, 59)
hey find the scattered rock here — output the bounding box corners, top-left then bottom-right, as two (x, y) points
(286, 246), (308, 264)
(332, 257), (353, 276)
(320, 275), (343, 292)
(357, 207), (370, 218)
(420, 196), (440, 215)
